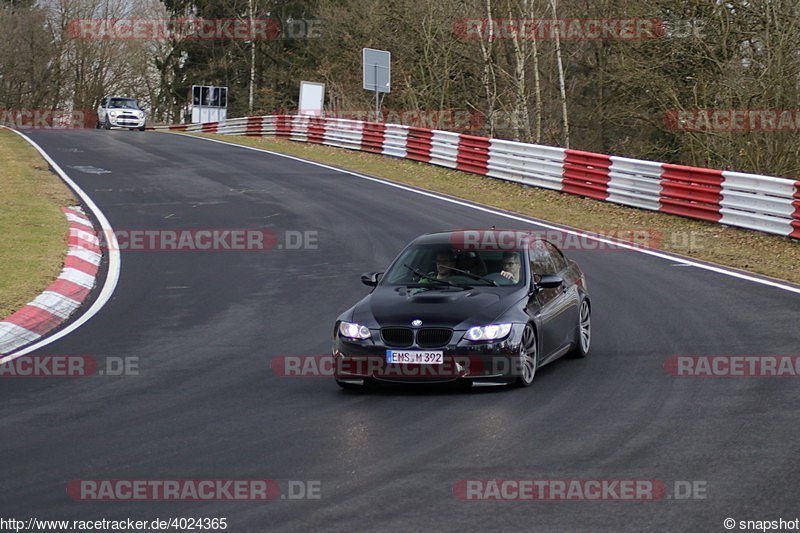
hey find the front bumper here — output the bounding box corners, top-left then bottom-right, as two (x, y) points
(333, 324), (526, 385)
(107, 114), (145, 128)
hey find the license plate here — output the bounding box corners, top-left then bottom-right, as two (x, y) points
(386, 350), (443, 364)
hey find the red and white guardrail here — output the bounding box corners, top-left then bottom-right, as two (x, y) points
(150, 115), (800, 239)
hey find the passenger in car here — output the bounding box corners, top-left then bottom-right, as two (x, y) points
(422, 250), (458, 282)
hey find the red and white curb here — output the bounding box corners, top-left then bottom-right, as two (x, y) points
(0, 207), (101, 355)
(0, 127), (120, 364)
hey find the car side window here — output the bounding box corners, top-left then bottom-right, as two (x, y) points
(544, 242), (568, 272)
(529, 242), (556, 276)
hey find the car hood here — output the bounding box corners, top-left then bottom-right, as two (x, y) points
(351, 285), (523, 329)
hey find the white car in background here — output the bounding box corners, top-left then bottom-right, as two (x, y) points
(96, 96), (146, 131)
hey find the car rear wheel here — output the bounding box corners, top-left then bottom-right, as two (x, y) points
(569, 299), (591, 358)
(514, 324), (538, 387)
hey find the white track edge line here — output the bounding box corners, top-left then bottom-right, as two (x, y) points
(173, 132), (800, 296)
(0, 127), (121, 363)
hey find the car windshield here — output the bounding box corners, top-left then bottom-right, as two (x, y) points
(382, 243), (525, 287)
(108, 98), (139, 109)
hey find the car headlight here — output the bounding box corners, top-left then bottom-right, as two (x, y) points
(464, 323), (512, 342)
(339, 321), (371, 340)
(136, 111), (144, 118)
(109, 111), (118, 117)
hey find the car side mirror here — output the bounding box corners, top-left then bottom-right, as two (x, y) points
(537, 274), (564, 289)
(361, 272), (382, 287)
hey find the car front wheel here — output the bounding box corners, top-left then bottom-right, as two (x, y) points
(569, 299), (591, 358)
(514, 324), (538, 387)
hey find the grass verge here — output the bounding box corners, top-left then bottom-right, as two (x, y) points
(187, 132), (800, 285)
(0, 129), (76, 317)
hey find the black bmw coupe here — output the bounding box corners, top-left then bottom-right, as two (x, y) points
(332, 230), (591, 389)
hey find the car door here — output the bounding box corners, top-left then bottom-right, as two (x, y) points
(542, 241), (580, 349)
(526, 242), (563, 359)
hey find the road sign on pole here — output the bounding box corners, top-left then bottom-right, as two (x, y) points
(298, 81), (325, 116)
(362, 48), (390, 120)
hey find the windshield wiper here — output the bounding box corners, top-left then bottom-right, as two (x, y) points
(402, 264), (459, 288)
(440, 265), (498, 286)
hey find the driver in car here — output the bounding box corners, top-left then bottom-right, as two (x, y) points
(486, 251), (521, 284)
(500, 252), (521, 282)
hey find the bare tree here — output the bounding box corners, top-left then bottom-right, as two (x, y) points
(529, 1), (542, 142)
(477, 0), (498, 135)
(0, 4), (60, 108)
(549, 0), (569, 147)
(505, 0), (531, 141)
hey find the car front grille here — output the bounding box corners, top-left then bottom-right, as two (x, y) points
(380, 327), (453, 348)
(381, 328), (414, 347)
(416, 328), (453, 348)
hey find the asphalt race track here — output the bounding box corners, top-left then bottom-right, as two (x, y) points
(1, 129), (799, 532)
